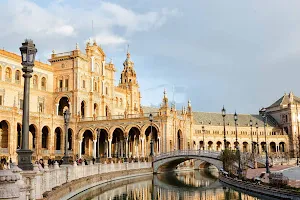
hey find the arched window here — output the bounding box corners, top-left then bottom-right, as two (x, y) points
(94, 82), (97, 91)
(105, 87), (108, 95)
(5, 67), (11, 82)
(33, 75), (38, 89)
(15, 70), (21, 84)
(41, 77), (46, 90)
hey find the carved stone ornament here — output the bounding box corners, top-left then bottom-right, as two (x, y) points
(0, 169), (21, 198)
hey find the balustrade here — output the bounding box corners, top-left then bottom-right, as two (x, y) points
(18, 161), (151, 200)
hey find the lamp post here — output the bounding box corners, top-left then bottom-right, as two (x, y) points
(17, 39), (37, 170)
(250, 119), (253, 154)
(222, 106), (227, 150)
(62, 109), (71, 164)
(202, 126), (205, 150)
(256, 122), (259, 154)
(234, 112), (242, 178)
(259, 108), (270, 174)
(149, 113), (154, 156)
(96, 129), (100, 163)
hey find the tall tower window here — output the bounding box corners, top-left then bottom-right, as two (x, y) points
(65, 79), (69, 90)
(82, 80), (86, 88)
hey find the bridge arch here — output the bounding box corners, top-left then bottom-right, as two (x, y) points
(153, 150), (222, 173)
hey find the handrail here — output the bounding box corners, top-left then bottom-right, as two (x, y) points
(153, 150), (220, 161)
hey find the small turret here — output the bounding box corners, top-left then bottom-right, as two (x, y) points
(162, 88), (168, 107)
(289, 91), (294, 104)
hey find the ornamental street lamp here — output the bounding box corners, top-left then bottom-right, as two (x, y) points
(17, 39), (37, 170)
(234, 111), (242, 178)
(256, 122), (259, 154)
(62, 109), (71, 165)
(222, 106), (227, 150)
(259, 108), (270, 174)
(149, 113), (154, 156)
(96, 129), (100, 163)
(202, 126), (205, 150)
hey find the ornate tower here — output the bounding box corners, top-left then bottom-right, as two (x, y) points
(119, 51), (141, 114)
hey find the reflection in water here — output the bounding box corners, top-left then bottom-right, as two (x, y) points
(70, 170), (265, 200)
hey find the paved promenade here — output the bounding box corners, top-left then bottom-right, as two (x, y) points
(246, 165), (300, 188)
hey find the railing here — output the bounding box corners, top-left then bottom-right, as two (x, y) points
(21, 161), (152, 199)
(54, 51), (72, 57)
(55, 150), (62, 154)
(41, 149), (49, 154)
(153, 150), (220, 161)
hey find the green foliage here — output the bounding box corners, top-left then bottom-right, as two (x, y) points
(219, 149), (238, 172)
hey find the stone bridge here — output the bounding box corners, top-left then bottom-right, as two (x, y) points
(153, 150), (223, 173)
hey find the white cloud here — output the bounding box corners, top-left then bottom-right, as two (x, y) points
(93, 33), (127, 46)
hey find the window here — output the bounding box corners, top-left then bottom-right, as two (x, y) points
(59, 80), (63, 90)
(5, 68), (11, 82)
(33, 75), (38, 89)
(39, 103), (44, 113)
(65, 79), (69, 90)
(15, 70), (21, 83)
(41, 77), (46, 90)
(105, 87), (108, 95)
(20, 99), (23, 110)
(0, 95), (2, 105)
(82, 80), (85, 88)
(94, 82), (97, 91)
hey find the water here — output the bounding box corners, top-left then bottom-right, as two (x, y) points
(69, 170), (269, 200)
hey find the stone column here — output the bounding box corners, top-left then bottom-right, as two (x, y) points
(141, 137), (145, 157)
(125, 137), (128, 158)
(108, 139), (112, 158)
(91, 77), (94, 92)
(157, 137), (160, 154)
(120, 140), (124, 158)
(93, 140), (97, 158)
(79, 140), (82, 158)
(56, 103), (59, 115)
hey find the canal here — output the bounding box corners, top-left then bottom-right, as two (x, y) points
(69, 169), (272, 200)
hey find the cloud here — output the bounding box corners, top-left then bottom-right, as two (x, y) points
(93, 33), (127, 46)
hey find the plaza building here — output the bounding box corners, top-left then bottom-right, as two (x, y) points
(0, 41), (294, 162)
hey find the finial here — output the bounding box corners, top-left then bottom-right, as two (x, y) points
(93, 39), (97, 45)
(76, 43), (79, 50)
(110, 57), (113, 64)
(163, 88), (167, 98)
(52, 50), (55, 54)
(188, 99), (191, 107)
(126, 44), (130, 58)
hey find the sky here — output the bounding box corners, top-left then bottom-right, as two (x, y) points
(1, 0), (300, 114)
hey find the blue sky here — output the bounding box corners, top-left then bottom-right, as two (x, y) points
(1, 0), (300, 114)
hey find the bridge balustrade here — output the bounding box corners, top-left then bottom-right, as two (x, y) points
(153, 150), (220, 161)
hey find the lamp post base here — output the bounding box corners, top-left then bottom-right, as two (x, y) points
(17, 149), (33, 171)
(96, 157), (101, 163)
(62, 155), (72, 165)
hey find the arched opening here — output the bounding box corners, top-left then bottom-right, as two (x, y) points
(112, 128), (124, 158)
(96, 129), (108, 158)
(33, 75), (38, 89)
(55, 127), (62, 151)
(94, 103), (98, 116)
(200, 141), (204, 150)
(279, 142), (285, 152)
(0, 120), (9, 148)
(82, 130), (93, 157)
(81, 101), (85, 118)
(68, 128), (73, 150)
(270, 142), (276, 153)
(234, 141), (239, 149)
(94, 82), (97, 91)
(42, 126), (49, 149)
(41, 77), (46, 90)
(15, 70), (21, 84)
(226, 141), (231, 150)
(29, 124), (36, 149)
(5, 67), (11, 82)
(58, 97), (69, 116)
(216, 141), (222, 151)
(128, 127), (140, 158)
(17, 123), (22, 149)
(208, 141), (213, 150)
(177, 130), (183, 150)
(145, 125), (158, 155)
(243, 142), (248, 152)
(105, 105), (109, 117)
(261, 142), (266, 152)
(193, 140), (196, 150)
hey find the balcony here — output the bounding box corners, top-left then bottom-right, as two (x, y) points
(0, 148), (8, 154)
(41, 149), (49, 154)
(55, 150), (62, 154)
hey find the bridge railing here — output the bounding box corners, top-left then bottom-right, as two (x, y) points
(153, 150), (220, 161)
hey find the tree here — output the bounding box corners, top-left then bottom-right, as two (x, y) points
(219, 149), (238, 173)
